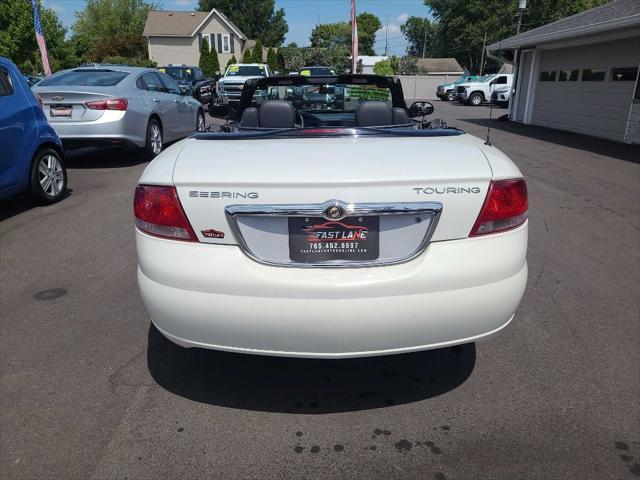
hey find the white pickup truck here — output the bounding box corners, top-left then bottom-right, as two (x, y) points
(456, 74), (514, 106)
(213, 63), (273, 106)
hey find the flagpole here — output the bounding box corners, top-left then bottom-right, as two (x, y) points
(351, 0), (358, 73)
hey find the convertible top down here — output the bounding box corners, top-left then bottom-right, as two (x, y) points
(134, 74), (528, 358)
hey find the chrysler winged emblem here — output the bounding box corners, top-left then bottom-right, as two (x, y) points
(51, 96), (64, 101)
(323, 203), (346, 220)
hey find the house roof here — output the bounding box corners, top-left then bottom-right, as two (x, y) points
(415, 57), (464, 73)
(143, 9), (247, 40)
(487, 0), (640, 50)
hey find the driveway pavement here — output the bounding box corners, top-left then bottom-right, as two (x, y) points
(1, 101), (639, 479)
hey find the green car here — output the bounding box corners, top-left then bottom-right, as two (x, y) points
(436, 75), (480, 101)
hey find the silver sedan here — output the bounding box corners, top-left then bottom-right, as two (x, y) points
(33, 65), (206, 157)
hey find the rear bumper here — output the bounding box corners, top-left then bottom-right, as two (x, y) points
(50, 110), (146, 148)
(136, 222), (528, 358)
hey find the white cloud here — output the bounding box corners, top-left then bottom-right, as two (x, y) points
(49, 3), (64, 13)
(373, 12), (409, 55)
(396, 12), (409, 24)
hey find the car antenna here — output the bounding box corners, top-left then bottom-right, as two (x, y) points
(485, 103), (494, 146)
(485, 40), (503, 146)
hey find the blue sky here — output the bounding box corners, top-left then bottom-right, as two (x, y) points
(43, 0), (431, 56)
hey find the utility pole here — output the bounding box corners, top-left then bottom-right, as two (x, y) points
(385, 15), (389, 56)
(479, 31), (487, 75)
(422, 18), (427, 58)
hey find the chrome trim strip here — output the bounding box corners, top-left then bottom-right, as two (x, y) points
(225, 200), (443, 268)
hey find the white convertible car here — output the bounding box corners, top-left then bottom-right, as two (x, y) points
(134, 74), (528, 358)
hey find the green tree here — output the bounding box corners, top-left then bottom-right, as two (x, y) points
(266, 47), (277, 71)
(197, 0), (288, 46)
(72, 0), (157, 62)
(242, 48), (253, 63)
(355, 12), (381, 56)
(278, 45), (350, 75)
(423, 0), (608, 73)
(199, 38), (213, 76)
(401, 17), (441, 58)
(226, 55), (237, 69)
(310, 12), (381, 55)
(0, 0), (74, 73)
(252, 39), (263, 62)
(373, 59), (394, 76)
(90, 32), (147, 62)
(209, 40), (220, 74)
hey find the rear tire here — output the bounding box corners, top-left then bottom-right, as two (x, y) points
(144, 117), (163, 158)
(29, 148), (67, 204)
(468, 92), (483, 106)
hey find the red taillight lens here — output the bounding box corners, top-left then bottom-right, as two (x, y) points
(35, 94), (44, 110)
(134, 185), (197, 242)
(470, 179), (528, 236)
(85, 98), (128, 110)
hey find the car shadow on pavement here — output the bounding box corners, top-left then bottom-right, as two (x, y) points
(0, 190), (72, 223)
(146, 323), (476, 413)
(65, 147), (149, 169)
(464, 117), (640, 164)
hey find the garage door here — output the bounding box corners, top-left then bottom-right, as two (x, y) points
(531, 37), (640, 142)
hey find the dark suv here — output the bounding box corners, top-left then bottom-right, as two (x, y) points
(158, 65), (214, 104)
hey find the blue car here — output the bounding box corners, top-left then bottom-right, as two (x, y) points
(0, 56), (67, 203)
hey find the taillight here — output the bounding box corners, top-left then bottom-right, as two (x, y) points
(134, 185), (197, 242)
(35, 94), (44, 110)
(470, 179), (528, 236)
(85, 98), (128, 110)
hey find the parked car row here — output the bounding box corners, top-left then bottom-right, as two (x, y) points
(436, 73), (514, 108)
(1, 57), (209, 204)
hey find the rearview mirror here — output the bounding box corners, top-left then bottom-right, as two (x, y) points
(408, 101), (434, 117)
(179, 84), (193, 96)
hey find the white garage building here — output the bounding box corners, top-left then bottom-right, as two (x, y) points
(487, 0), (640, 144)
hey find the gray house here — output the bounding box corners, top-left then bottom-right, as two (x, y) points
(487, 0), (640, 144)
(143, 9), (250, 71)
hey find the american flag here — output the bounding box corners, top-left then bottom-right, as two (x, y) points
(32, 0), (52, 76)
(351, 0), (358, 73)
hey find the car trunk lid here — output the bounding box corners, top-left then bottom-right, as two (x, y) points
(172, 134), (493, 257)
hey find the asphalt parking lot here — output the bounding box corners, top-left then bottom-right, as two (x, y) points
(1, 100), (639, 480)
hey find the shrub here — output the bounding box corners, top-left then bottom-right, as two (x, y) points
(242, 49), (253, 63)
(373, 59), (394, 76)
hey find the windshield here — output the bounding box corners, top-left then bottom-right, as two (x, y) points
(300, 67), (336, 76)
(479, 75), (495, 82)
(38, 69), (129, 86)
(159, 67), (192, 83)
(253, 82), (392, 113)
(225, 65), (267, 77)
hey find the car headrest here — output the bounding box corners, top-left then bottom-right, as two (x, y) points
(240, 107), (258, 127)
(392, 107), (411, 125)
(355, 101), (393, 127)
(258, 100), (296, 129)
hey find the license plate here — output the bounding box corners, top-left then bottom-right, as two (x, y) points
(288, 216), (379, 263)
(50, 105), (72, 117)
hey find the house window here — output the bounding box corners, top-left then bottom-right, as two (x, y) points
(222, 34), (230, 53)
(539, 71), (557, 81)
(581, 69), (605, 81)
(206, 34), (213, 52)
(610, 67), (638, 81)
(558, 70), (578, 81)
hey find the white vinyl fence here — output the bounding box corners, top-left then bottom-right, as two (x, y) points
(397, 75), (461, 101)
